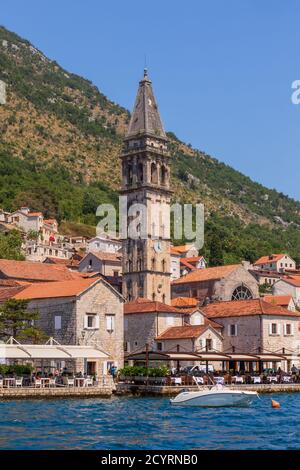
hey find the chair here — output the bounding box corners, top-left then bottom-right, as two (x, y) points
(15, 378), (23, 387)
(67, 378), (75, 387)
(34, 378), (42, 388)
(49, 378), (56, 388)
(84, 378), (93, 387)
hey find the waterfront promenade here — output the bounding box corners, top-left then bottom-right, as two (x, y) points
(116, 382), (300, 396)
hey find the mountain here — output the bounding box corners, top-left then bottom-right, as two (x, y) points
(0, 25), (300, 263)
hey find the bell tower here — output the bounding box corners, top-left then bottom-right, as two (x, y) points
(121, 69), (172, 304)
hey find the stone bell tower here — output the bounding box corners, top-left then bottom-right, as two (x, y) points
(120, 69), (172, 304)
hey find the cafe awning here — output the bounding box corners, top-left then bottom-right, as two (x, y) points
(0, 338), (110, 360)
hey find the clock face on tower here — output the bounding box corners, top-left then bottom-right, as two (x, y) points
(154, 240), (162, 253)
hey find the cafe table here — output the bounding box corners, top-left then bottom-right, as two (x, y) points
(75, 377), (85, 387)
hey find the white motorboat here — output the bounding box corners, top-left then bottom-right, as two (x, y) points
(170, 382), (258, 407)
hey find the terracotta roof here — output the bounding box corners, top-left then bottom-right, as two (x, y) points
(124, 297), (183, 315)
(43, 257), (80, 266)
(171, 297), (198, 308)
(182, 256), (205, 264)
(279, 277), (300, 287)
(27, 212), (43, 217)
(14, 278), (98, 300)
(180, 259), (196, 270)
(156, 323), (218, 340)
(263, 295), (293, 307)
(171, 245), (195, 254)
(202, 299), (300, 318)
(254, 254), (287, 266)
(43, 219), (57, 225)
(172, 264), (240, 285)
(81, 251), (122, 263)
(0, 259), (80, 282)
(0, 286), (27, 302)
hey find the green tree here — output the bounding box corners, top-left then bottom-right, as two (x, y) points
(0, 299), (48, 343)
(209, 233), (224, 267)
(0, 230), (24, 260)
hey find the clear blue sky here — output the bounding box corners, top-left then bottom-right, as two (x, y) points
(1, 1), (300, 199)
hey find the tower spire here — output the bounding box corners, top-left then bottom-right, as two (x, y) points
(126, 69), (166, 140)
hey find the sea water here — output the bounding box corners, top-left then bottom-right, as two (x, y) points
(0, 393), (299, 450)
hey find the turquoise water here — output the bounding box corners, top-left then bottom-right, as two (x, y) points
(0, 394), (299, 450)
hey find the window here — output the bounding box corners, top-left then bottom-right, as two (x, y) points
(231, 285), (253, 300)
(85, 314), (99, 330)
(106, 314), (115, 332)
(228, 324), (237, 336)
(206, 339), (212, 351)
(269, 323), (280, 335)
(156, 342), (163, 351)
(54, 315), (61, 330)
(124, 342), (130, 352)
(113, 271), (119, 277)
(285, 324), (293, 336)
(124, 318), (128, 331)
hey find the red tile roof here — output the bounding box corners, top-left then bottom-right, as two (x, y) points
(172, 264), (240, 285)
(14, 278), (98, 300)
(263, 295), (293, 307)
(202, 299), (300, 318)
(254, 254), (287, 266)
(156, 323), (219, 340)
(43, 257), (80, 266)
(171, 297), (198, 308)
(182, 256), (205, 264)
(124, 297), (183, 315)
(0, 286), (27, 302)
(81, 251), (122, 263)
(171, 244), (196, 254)
(279, 277), (300, 287)
(0, 259), (80, 282)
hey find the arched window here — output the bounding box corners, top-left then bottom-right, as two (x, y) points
(137, 258), (142, 271)
(138, 277), (144, 297)
(231, 285), (253, 301)
(162, 293), (166, 304)
(151, 162), (158, 184)
(160, 165), (168, 185)
(137, 162), (144, 184)
(127, 280), (132, 301)
(152, 293), (156, 301)
(161, 259), (166, 273)
(151, 258), (156, 270)
(127, 164), (133, 186)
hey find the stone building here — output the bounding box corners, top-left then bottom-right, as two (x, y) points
(202, 299), (300, 368)
(253, 253), (296, 272)
(14, 278), (124, 375)
(79, 251), (122, 277)
(124, 298), (185, 352)
(172, 264), (259, 303)
(273, 277), (300, 307)
(120, 69), (172, 304)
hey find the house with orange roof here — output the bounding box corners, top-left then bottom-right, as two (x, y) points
(172, 263), (259, 304)
(0, 259), (81, 283)
(79, 251), (122, 277)
(13, 277), (125, 376)
(156, 322), (223, 364)
(170, 244), (199, 258)
(253, 254), (296, 272)
(124, 298), (186, 352)
(202, 299), (300, 369)
(180, 256), (206, 277)
(263, 295), (296, 312)
(273, 277), (300, 307)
